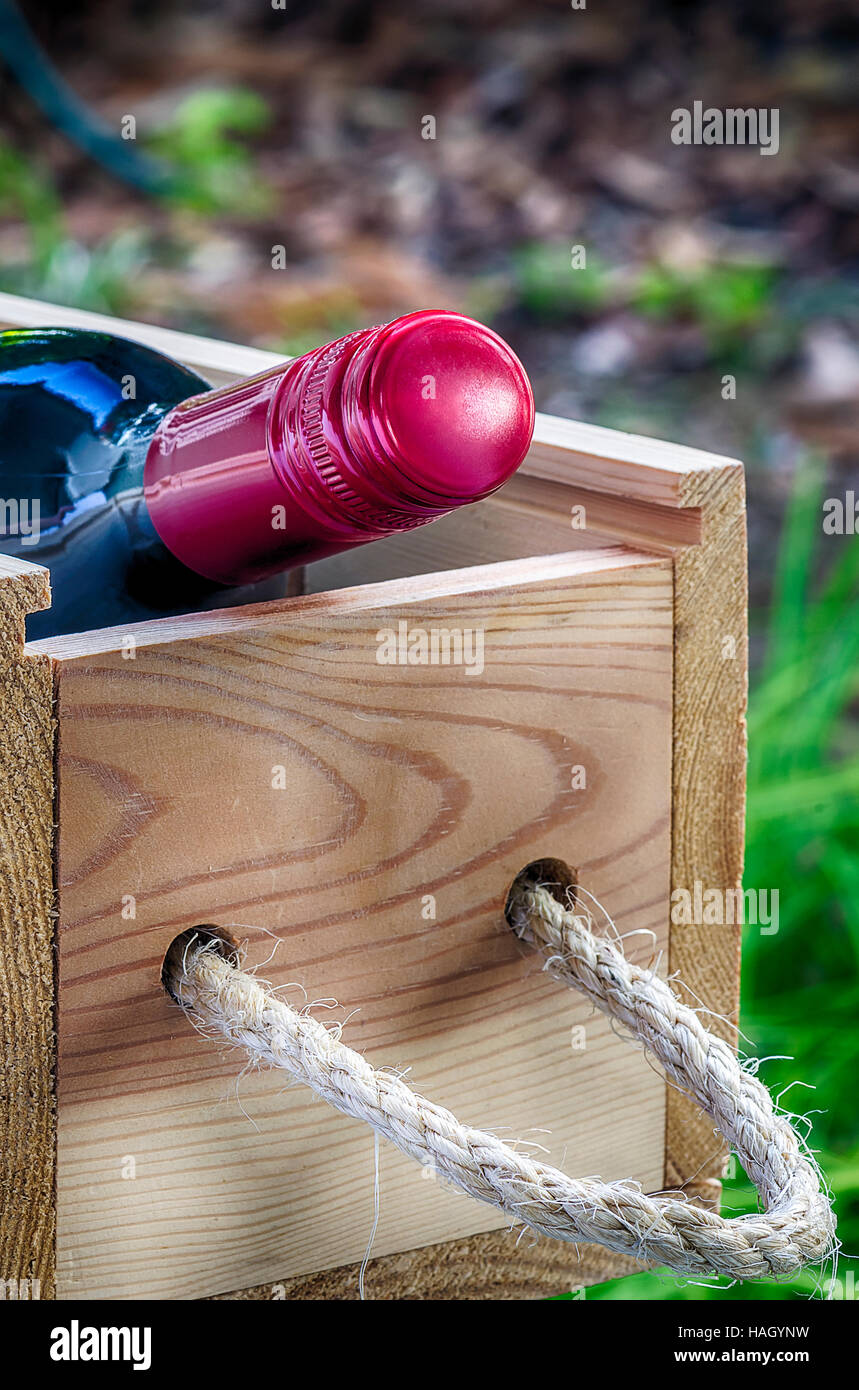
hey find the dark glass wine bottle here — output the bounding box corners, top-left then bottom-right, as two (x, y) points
(0, 311), (534, 641)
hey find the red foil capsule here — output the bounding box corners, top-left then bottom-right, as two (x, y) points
(143, 309), (535, 586)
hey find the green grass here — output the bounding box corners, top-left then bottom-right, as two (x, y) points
(0, 86), (272, 314)
(510, 242), (617, 318)
(0, 136), (151, 314)
(633, 261), (776, 353)
(509, 240), (780, 364)
(560, 461), (859, 1301)
(145, 87), (274, 215)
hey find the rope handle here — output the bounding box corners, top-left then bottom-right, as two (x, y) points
(165, 880), (836, 1282)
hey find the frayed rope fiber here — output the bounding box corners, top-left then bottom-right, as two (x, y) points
(166, 882), (836, 1281)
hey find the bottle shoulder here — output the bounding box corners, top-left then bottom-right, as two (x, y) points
(0, 327), (211, 517)
(0, 327), (210, 410)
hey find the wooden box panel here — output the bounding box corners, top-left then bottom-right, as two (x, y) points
(43, 550), (671, 1299)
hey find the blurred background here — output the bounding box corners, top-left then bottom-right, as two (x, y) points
(1, 0), (856, 1300)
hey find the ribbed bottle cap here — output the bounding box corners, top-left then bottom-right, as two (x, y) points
(366, 310), (534, 504)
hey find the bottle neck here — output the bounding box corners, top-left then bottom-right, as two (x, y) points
(143, 341), (393, 588)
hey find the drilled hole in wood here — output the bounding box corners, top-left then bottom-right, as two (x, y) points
(504, 857), (579, 930)
(161, 925), (241, 1003)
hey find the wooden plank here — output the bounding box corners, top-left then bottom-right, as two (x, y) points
(664, 463), (746, 1195)
(38, 548), (674, 1300)
(526, 413), (738, 505)
(0, 556), (56, 1299)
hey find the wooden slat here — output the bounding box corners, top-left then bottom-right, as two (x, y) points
(526, 413), (737, 504)
(41, 549), (673, 1299)
(664, 462), (746, 1194)
(0, 556), (56, 1298)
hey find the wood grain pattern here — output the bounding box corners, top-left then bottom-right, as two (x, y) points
(665, 463), (746, 1193)
(212, 1228), (651, 1301)
(0, 556), (56, 1298)
(40, 549), (673, 1299)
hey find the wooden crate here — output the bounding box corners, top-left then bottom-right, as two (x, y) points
(0, 293), (746, 1301)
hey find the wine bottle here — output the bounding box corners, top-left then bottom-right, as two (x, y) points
(0, 310), (534, 640)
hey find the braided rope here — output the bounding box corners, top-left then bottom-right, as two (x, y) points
(166, 883), (836, 1281)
